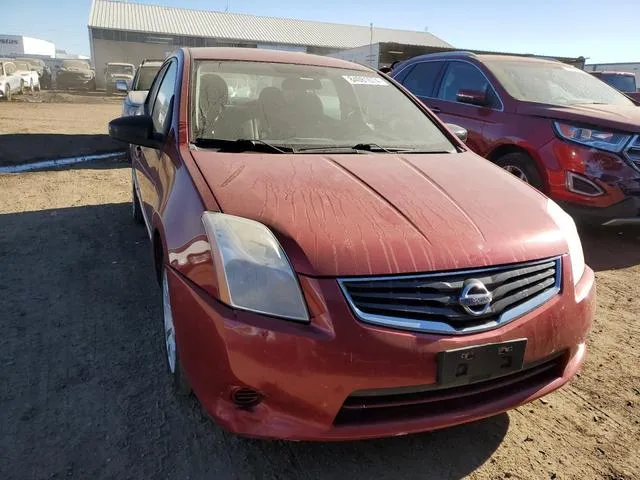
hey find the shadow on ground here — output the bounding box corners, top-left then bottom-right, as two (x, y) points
(580, 226), (640, 272)
(0, 202), (508, 480)
(0, 133), (125, 167)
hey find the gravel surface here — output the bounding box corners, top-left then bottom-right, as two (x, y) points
(0, 95), (124, 166)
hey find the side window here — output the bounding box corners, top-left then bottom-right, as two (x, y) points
(317, 79), (341, 120)
(5, 63), (16, 75)
(144, 63), (169, 116)
(401, 62), (444, 98)
(151, 61), (178, 133)
(437, 62), (500, 108)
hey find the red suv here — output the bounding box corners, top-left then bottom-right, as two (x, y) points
(392, 52), (640, 227)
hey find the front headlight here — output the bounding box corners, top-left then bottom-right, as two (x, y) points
(546, 199), (585, 285)
(553, 121), (631, 153)
(202, 212), (309, 322)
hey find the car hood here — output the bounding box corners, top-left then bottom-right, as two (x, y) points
(124, 90), (148, 107)
(193, 150), (566, 277)
(520, 102), (640, 133)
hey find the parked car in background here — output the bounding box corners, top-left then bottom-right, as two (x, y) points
(105, 62), (135, 94)
(393, 52), (640, 226)
(117, 59), (164, 162)
(16, 57), (52, 89)
(0, 60), (22, 101)
(56, 59), (96, 91)
(13, 60), (41, 93)
(108, 47), (594, 441)
(120, 59), (163, 117)
(589, 71), (640, 101)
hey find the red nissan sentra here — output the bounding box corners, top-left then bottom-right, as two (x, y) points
(109, 48), (595, 441)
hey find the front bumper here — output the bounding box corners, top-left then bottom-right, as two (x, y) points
(167, 258), (595, 441)
(559, 196), (640, 227)
(57, 74), (94, 87)
(540, 139), (640, 226)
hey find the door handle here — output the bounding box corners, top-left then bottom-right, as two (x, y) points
(428, 105), (441, 113)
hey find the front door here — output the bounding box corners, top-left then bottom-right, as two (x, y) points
(426, 60), (504, 156)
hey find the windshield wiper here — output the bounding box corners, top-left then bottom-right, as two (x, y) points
(193, 138), (293, 153)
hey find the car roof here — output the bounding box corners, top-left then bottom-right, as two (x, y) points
(398, 51), (564, 67)
(186, 47), (370, 71)
(592, 70), (634, 76)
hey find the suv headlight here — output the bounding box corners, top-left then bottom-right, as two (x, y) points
(202, 212), (309, 322)
(553, 121), (631, 153)
(546, 199), (585, 285)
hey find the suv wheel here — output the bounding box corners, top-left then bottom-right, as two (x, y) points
(496, 152), (544, 190)
(19, 80), (25, 94)
(3, 84), (10, 101)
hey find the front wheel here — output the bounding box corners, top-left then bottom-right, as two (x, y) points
(4, 84), (11, 101)
(495, 152), (544, 191)
(19, 80), (25, 95)
(161, 267), (191, 396)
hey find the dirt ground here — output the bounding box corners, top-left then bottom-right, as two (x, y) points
(0, 92), (124, 166)
(0, 99), (639, 480)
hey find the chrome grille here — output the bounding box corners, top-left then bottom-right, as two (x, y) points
(624, 135), (640, 172)
(338, 257), (561, 335)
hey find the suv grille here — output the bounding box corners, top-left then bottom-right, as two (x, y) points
(338, 257), (561, 335)
(624, 135), (640, 172)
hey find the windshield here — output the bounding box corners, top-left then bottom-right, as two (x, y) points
(484, 59), (635, 107)
(191, 60), (455, 152)
(596, 74), (636, 93)
(135, 65), (161, 90)
(108, 65), (134, 75)
(62, 60), (90, 70)
(14, 61), (30, 71)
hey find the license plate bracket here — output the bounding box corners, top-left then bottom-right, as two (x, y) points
(437, 339), (527, 387)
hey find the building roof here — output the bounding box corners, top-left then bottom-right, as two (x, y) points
(88, 0), (452, 50)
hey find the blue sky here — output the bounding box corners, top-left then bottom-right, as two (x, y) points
(4, 0), (638, 64)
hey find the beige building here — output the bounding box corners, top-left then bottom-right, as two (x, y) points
(88, 0), (452, 89)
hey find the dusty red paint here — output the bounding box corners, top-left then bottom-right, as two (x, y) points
(123, 47), (595, 440)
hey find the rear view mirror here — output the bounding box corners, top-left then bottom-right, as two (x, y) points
(115, 79), (129, 92)
(445, 123), (468, 143)
(456, 89), (489, 107)
(109, 115), (163, 149)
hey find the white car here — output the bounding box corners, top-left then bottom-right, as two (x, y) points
(0, 60), (22, 101)
(13, 60), (41, 93)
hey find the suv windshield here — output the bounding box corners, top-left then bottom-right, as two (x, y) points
(191, 60), (455, 152)
(596, 74), (636, 93)
(135, 65), (161, 90)
(108, 65), (134, 75)
(484, 59), (635, 107)
(14, 61), (30, 71)
(62, 60), (90, 70)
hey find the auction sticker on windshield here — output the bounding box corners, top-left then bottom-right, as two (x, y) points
(342, 75), (389, 86)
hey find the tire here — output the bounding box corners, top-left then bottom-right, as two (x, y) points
(19, 80), (25, 95)
(161, 267), (191, 396)
(495, 152), (544, 191)
(29, 80), (34, 94)
(3, 84), (10, 102)
(132, 181), (145, 225)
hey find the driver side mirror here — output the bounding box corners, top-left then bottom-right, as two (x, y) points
(456, 89), (489, 107)
(115, 79), (129, 93)
(109, 115), (163, 149)
(445, 123), (468, 143)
